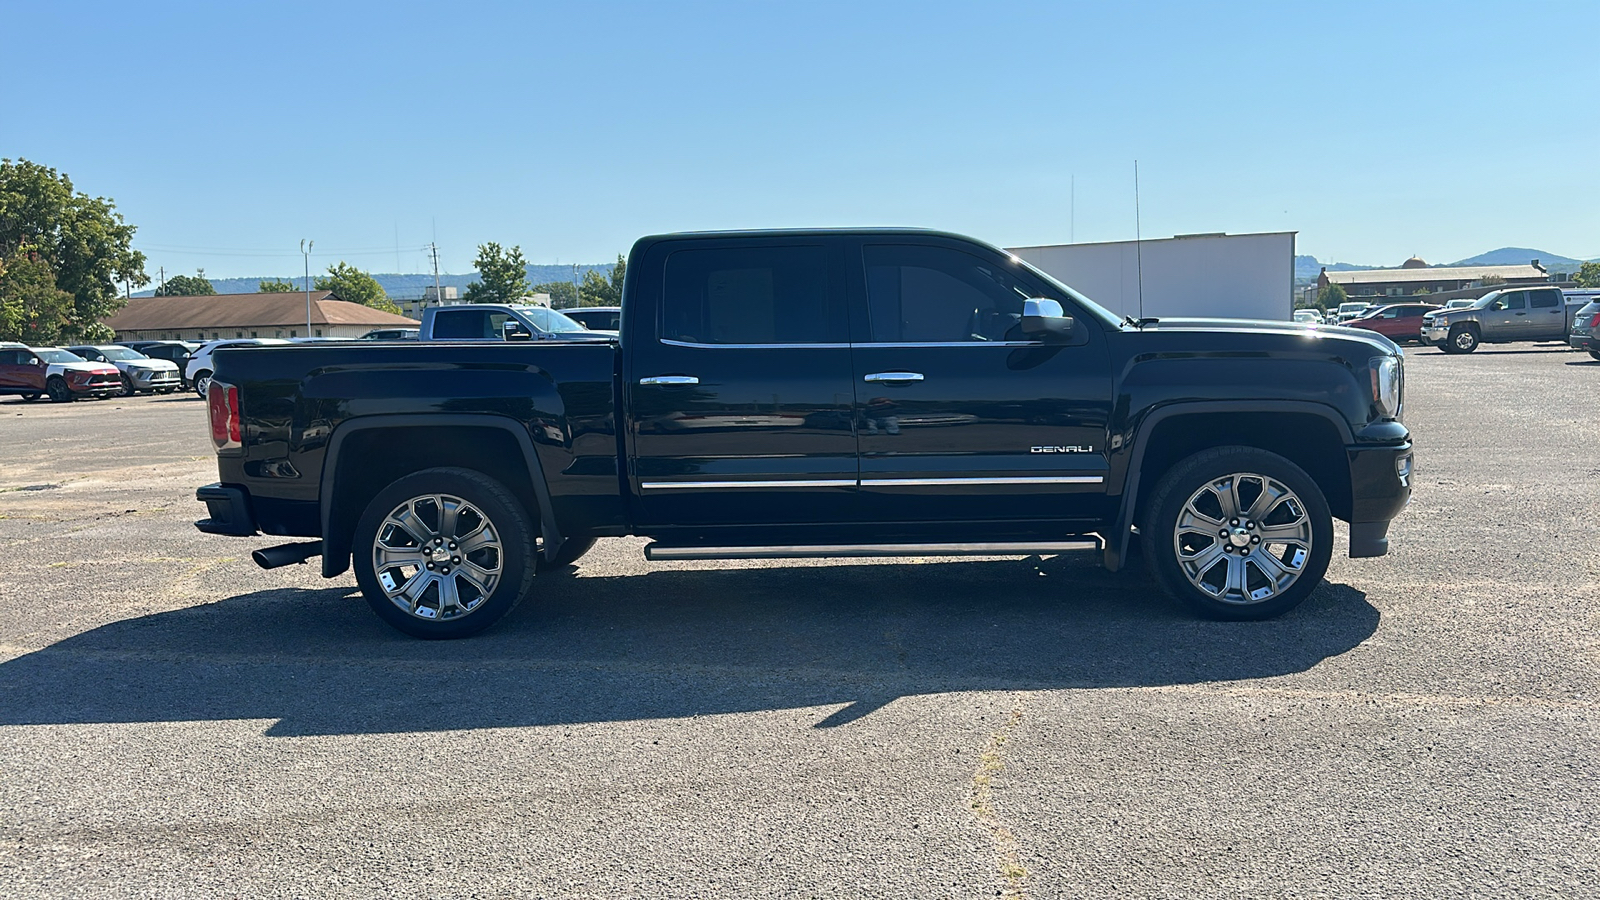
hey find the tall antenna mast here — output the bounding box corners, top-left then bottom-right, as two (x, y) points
(1134, 160), (1144, 320)
(300, 239), (313, 334)
(1070, 174), (1075, 244)
(428, 243), (443, 308)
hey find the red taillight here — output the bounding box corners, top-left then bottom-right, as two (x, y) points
(1590, 313), (1600, 329)
(207, 381), (241, 452)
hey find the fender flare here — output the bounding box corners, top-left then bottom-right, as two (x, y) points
(1105, 400), (1354, 572)
(319, 413), (563, 577)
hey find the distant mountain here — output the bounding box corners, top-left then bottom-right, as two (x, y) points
(1294, 255), (1378, 282)
(1448, 248), (1591, 269)
(135, 263), (616, 299)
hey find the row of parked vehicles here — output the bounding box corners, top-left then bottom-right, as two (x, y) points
(1294, 288), (1600, 357)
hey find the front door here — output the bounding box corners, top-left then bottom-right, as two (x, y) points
(0, 349), (45, 393)
(846, 240), (1114, 528)
(626, 239), (858, 530)
(1481, 291), (1526, 339)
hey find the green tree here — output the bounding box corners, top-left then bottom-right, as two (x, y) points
(1480, 274), (1506, 287)
(1317, 282), (1348, 310)
(315, 261), (400, 314)
(464, 242), (529, 304)
(258, 278), (298, 292)
(155, 270), (215, 296)
(0, 158), (147, 339)
(0, 246), (74, 343)
(577, 255), (626, 307)
(1573, 261), (1600, 288)
(531, 281), (578, 308)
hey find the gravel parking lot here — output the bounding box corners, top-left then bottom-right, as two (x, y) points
(1, 346), (1595, 899)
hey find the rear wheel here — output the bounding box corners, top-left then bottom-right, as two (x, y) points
(193, 371), (212, 398)
(46, 377), (72, 403)
(352, 467), (535, 639)
(1143, 446), (1332, 620)
(1590, 350), (1600, 362)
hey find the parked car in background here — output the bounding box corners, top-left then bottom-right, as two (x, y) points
(418, 304), (618, 341)
(1442, 298), (1477, 310)
(121, 340), (201, 386)
(358, 328), (419, 341)
(186, 338), (290, 397)
(1342, 303), (1439, 344)
(1336, 301), (1368, 322)
(563, 306), (622, 332)
(27, 347), (122, 401)
(1569, 298), (1600, 361)
(67, 344), (182, 395)
(1422, 286), (1586, 353)
(1292, 309), (1323, 325)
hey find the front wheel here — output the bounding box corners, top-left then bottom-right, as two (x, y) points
(121, 374), (136, 397)
(352, 467), (536, 639)
(1444, 325), (1480, 354)
(1143, 446), (1333, 620)
(46, 378), (73, 403)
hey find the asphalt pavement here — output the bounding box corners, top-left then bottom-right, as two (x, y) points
(0, 345), (1595, 898)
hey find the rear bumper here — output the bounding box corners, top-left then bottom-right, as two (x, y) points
(195, 483), (257, 536)
(1346, 440), (1412, 558)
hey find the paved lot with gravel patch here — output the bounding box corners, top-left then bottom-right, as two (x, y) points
(1, 345), (1595, 898)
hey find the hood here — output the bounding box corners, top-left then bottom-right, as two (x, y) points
(127, 359), (179, 371)
(1134, 317), (1397, 352)
(58, 361), (118, 375)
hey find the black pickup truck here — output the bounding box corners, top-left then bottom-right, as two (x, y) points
(196, 229), (1412, 637)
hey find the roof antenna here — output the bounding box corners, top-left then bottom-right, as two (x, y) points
(1134, 160), (1144, 320)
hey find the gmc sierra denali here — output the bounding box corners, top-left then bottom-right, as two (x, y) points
(195, 229), (1413, 638)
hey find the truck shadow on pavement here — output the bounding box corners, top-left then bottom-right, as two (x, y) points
(0, 555), (1378, 736)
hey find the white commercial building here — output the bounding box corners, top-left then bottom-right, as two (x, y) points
(1008, 232), (1297, 321)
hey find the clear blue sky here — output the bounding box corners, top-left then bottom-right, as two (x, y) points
(5, 0), (1596, 279)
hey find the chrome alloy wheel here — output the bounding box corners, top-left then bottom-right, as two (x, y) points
(372, 493), (503, 621)
(1173, 473), (1313, 605)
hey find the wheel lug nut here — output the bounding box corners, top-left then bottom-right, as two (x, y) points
(426, 562), (435, 570)
(448, 542), (457, 550)
(1230, 519), (1239, 526)
(452, 557), (460, 564)
(441, 567), (450, 574)
(1219, 529), (1229, 537)
(1251, 535), (1261, 544)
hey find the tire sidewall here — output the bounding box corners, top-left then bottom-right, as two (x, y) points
(46, 378), (72, 402)
(1144, 446), (1334, 620)
(352, 467), (535, 639)
(1449, 326), (1479, 353)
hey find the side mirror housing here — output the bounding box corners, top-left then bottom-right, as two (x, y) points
(1021, 298), (1076, 338)
(506, 328), (532, 342)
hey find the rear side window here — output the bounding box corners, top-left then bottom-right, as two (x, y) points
(1529, 290), (1559, 309)
(663, 246), (843, 344)
(431, 309), (513, 340)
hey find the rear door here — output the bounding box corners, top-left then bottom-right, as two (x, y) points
(845, 239), (1114, 526)
(625, 237), (859, 529)
(0, 350), (36, 392)
(1527, 288), (1565, 338)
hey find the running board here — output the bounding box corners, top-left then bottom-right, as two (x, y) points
(643, 539), (1101, 561)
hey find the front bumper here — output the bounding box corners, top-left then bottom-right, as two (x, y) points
(195, 483), (258, 536)
(129, 368), (181, 390)
(1423, 326), (1449, 343)
(1346, 440), (1413, 558)
(69, 379), (121, 397)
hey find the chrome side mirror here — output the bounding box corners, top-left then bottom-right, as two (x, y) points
(1021, 298), (1076, 338)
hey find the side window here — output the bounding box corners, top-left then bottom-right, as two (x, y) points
(0, 350), (18, 365)
(431, 309), (493, 339)
(1379, 308), (1400, 319)
(1500, 291), (1527, 310)
(663, 246), (842, 344)
(863, 244), (1042, 343)
(1529, 290), (1558, 309)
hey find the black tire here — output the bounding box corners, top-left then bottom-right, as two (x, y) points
(20, 393), (39, 402)
(352, 467), (536, 639)
(46, 377), (72, 403)
(193, 370), (212, 398)
(121, 374), (136, 397)
(1142, 446), (1333, 621)
(1443, 325), (1479, 354)
(1590, 350), (1600, 362)
(538, 536), (597, 572)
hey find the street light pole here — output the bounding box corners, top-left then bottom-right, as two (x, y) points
(300, 239), (314, 336)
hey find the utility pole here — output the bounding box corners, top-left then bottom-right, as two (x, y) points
(158, 266), (165, 294)
(428, 243), (443, 308)
(300, 239), (314, 335)
(571, 263), (580, 309)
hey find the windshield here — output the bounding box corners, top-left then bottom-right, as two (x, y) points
(36, 349), (86, 364)
(97, 346), (147, 361)
(517, 307), (587, 334)
(1339, 303), (1365, 313)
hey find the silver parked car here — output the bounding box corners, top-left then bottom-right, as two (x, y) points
(66, 344), (182, 395)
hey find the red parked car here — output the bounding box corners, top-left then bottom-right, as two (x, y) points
(1343, 303), (1439, 344)
(0, 343), (121, 402)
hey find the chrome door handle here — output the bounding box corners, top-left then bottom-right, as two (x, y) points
(639, 375), (699, 385)
(864, 372), (924, 383)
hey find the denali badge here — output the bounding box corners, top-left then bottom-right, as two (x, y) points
(1031, 445), (1094, 453)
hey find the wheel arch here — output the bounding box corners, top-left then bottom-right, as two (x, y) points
(1107, 401), (1353, 572)
(319, 414), (561, 578)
